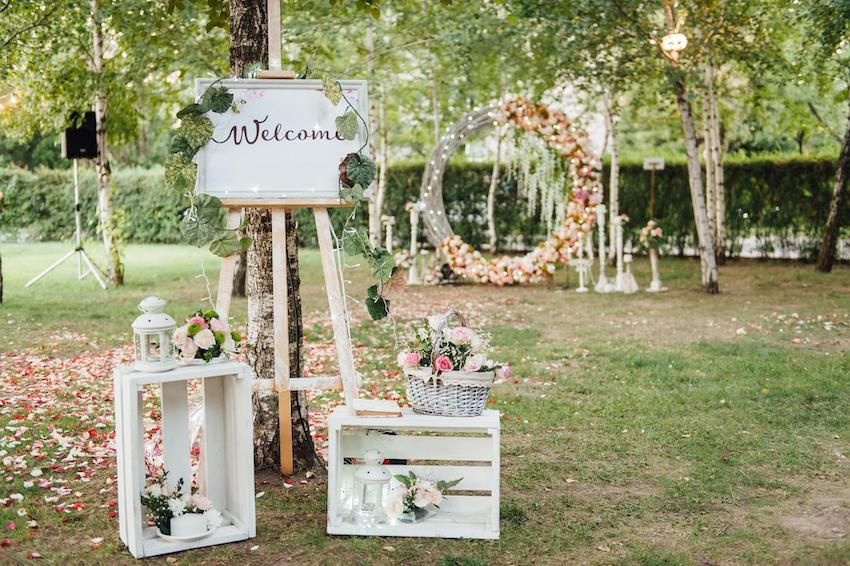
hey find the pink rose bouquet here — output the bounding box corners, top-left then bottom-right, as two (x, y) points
(639, 219), (664, 250)
(385, 471), (462, 519)
(173, 309), (241, 363)
(398, 314), (509, 376)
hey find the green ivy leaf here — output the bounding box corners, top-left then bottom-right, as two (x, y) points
(335, 111), (358, 140)
(370, 247), (395, 284)
(202, 85), (233, 113)
(239, 236), (252, 252)
(179, 114), (214, 150)
(340, 183), (365, 204)
(165, 153), (196, 190)
(366, 284), (389, 321)
(347, 154), (376, 188)
(322, 77), (342, 105)
(177, 103), (207, 119)
(179, 214), (217, 247)
(169, 135), (197, 160)
(209, 231), (243, 257)
(194, 194), (223, 219)
(342, 226), (369, 256)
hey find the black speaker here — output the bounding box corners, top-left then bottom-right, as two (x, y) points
(60, 111), (98, 159)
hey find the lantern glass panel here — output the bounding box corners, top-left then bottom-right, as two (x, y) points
(354, 482), (386, 528)
(144, 333), (162, 362)
(134, 335), (142, 361)
(162, 330), (175, 358)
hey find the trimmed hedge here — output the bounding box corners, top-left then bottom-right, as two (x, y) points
(1, 156), (846, 260)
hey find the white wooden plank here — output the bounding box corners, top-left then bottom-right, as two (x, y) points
(271, 209), (293, 475)
(329, 405), (501, 433)
(314, 207), (359, 405)
(125, 362), (244, 385)
(342, 464), (493, 492)
(113, 370), (128, 548)
(215, 209), (242, 321)
(224, 372), (256, 534)
(160, 381), (191, 495)
(341, 432), (493, 462)
(327, 420), (342, 528)
(267, 0), (281, 70)
(287, 375), (341, 391)
(121, 378), (146, 558)
(141, 524), (251, 557)
(490, 428), (501, 531)
(202, 376), (227, 512)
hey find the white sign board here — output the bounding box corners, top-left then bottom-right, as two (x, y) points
(643, 157), (665, 171)
(195, 78), (368, 203)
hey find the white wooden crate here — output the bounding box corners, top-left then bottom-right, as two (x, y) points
(114, 361), (256, 558)
(326, 406), (500, 539)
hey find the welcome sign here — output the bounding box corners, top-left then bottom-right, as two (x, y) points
(194, 78), (368, 203)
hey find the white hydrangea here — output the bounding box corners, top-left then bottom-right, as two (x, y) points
(167, 497), (186, 517)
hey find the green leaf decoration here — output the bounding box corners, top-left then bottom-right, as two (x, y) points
(437, 477), (464, 491)
(177, 103), (206, 119)
(239, 236), (252, 252)
(194, 194), (223, 219)
(340, 183), (364, 204)
(179, 214), (217, 247)
(164, 153), (196, 190)
(366, 284), (389, 321)
(179, 114), (214, 150)
(169, 134), (197, 160)
(393, 474), (412, 488)
(202, 85), (233, 113)
(347, 153), (376, 188)
(209, 231), (243, 257)
(370, 247), (395, 284)
(322, 77), (342, 105)
(335, 111), (358, 140)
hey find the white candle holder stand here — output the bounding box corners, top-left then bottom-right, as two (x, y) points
(647, 248), (668, 292)
(381, 215), (396, 254)
(622, 254), (640, 294)
(326, 406), (500, 540)
(612, 216), (625, 292)
(570, 258), (591, 293)
(114, 361), (256, 558)
(594, 204), (614, 293)
(407, 202), (425, 285)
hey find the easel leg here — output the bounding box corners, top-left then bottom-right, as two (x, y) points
(313, 208), (359, 405)
(271, 209), (293, 475)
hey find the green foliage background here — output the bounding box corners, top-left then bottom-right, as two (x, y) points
(2, 156), (845, 261)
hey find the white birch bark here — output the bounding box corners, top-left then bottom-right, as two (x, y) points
(707, 62), (726, 261)
(486, 127), (504, 251)
(91, 0), (122, 285)
(374, 89), (389, 246)
(365, 27), (382, 247)
(701, 64), (716, 242)
(603, 90), (620, 262)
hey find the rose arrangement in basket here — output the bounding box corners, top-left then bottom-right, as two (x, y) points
(397, 314), (510, 378)
(385, 471), (462, 520)
(639, 219), (663, 250)
(173, 309), (240, 362)
(140, 472), (223, 536)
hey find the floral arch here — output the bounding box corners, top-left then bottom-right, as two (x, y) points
(419, 97), (603, 285)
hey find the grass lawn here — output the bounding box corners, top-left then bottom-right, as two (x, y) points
(1, 242), (850, 565)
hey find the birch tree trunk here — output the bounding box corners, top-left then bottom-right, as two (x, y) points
(373, 88), (389, 244)
(816, 96), (850, 272)
(673, 72), (719, 293)
(91, 0), (123, 285)
(365, 27), (382, 247)
(486, 127), (504, 251)
(701, 66), (716, 243)
(603, 90), (620, 262)
(708, 64), (726, 263)
(229, 0), (318, 471)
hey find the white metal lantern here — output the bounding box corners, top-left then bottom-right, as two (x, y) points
(352, 449), (391, 527)
(132, 296), (178, 373)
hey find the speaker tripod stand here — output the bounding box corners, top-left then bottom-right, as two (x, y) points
(26, 159), (107, 289)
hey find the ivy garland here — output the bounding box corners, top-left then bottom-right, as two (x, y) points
(166, 77), (394, 321)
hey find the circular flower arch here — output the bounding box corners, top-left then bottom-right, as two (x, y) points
(419, 97), (603, 285)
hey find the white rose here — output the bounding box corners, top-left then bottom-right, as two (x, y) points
(173, 326), (189, 346)
(428, 487), (443, 506)
(209, 318), (228, 333)
(413, 487), (431, 509)
(194, 329), (216, 350)
(167, 497), (186, 517)
(385, 496), (404, 518)
(146, 484), (162, 497)
(180, 339), (198, 360)
(191, 494), (212, 511)
(463, 354), (485, 372)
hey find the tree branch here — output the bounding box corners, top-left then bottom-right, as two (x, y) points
(808, 101), (844, 144)
(1, 3), (57, 50)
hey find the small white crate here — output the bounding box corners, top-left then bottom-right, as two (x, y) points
(326, 406), (500, 539)
(114, 361), (256, 558)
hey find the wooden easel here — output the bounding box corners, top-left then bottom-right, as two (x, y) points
(214, 1), (359, 475)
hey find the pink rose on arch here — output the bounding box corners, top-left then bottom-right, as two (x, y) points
(188, 315), (207, 329)
(434, 355), (454, 373)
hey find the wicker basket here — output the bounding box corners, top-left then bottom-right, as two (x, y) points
(403, 309), (495, 417)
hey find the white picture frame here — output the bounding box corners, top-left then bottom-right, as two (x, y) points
(194, 78), (368, 206)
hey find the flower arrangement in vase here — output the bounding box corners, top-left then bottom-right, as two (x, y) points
(639, 219), (664, 250)
(140, 472), (223, 541)
(173, 309), (241, 363)
(385, 471), (462, 523)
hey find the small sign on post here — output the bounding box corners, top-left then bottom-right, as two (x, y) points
(642, 157), (665, 171)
